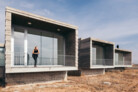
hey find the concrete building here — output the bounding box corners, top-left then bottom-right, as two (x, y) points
(115, 48), (132, 67)
(78, 37), (114, 75)
(4, 7), (78, 84)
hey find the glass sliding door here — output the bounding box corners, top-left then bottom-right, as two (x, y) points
(41, 32), (64, 65)
(92, 47), (96, 65)
(41, 31), (54, 65)
(92, 45), (105, 65)
(115, 53), (119, 65)
(54, 34), (64, 65)
(115, 52), (124, 65)
(27, 29), (41, 65)
(118, 53), (124, 65)
(53, 38), (58, 65)
(13, 26), (65, 66)
(14, 27), (25, 65)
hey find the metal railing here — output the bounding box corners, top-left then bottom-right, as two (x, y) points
(13, 52), (75, 67)
(92, 59), (113, 66)
(115, 61), (131, 66)
(115, 61), (124, 65)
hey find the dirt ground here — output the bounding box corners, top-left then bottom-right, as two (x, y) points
(0, 69), (138, 92)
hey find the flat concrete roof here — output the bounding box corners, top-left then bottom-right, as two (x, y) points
(6, 7), (78, 30)
(91, 37), (114, 45)
(81, 37), (114, 45)
(115, 48), (131, 53)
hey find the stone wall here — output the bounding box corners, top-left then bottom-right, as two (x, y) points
(5, 10), (12, 73)
(79, 38), (91, 68)
(6, 71), (67, 85)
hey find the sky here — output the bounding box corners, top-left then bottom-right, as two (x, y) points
(0, 0), (138, 64)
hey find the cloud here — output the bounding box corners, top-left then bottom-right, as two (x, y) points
(32, 9), (54, 18)
(19, 2), (34, 9)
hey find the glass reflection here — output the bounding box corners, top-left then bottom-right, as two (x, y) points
(14, 26), (65, 66)
(14, 28), (24, 65)
(27, 29), (41, 65)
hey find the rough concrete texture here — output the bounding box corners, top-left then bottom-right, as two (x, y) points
(6, 71), (67, 85)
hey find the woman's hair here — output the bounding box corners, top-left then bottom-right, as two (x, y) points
(34, 46), (37, 49)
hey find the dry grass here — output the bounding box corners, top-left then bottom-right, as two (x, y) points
(0, 69), (138, 92)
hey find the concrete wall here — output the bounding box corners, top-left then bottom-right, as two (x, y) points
(104, 45), (114, 65)
(124, 52), (132, 65)
(5, 10), (12, 73)
(65, 30), (78, 67)
(115, 49), (132, 67)
(6, 71), (67, 85)
(79, 37), (114, 69)
(79, 38), (91, 68)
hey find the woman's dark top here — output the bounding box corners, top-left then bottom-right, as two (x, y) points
(33, 49), (38, 58)
(34, 49), (38, 54)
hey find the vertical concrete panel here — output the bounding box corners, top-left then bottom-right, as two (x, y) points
(79, 38), (91, 68)
(5, 11), (12, 73)
(65, 31), (76, 66)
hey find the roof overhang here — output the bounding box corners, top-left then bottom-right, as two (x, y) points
(6, 7), (78, 30)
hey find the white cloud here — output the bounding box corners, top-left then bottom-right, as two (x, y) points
(19, 2), (34, 9)
(32, 9), (53, 17)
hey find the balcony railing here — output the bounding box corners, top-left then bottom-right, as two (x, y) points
(115, 61), (131, 66)
(92, 59), (113, 66)
(13, 52), (75, 67)
(115, 61), (123, 65)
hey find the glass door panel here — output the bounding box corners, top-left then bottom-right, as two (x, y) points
(27, 29), (41, 65)
(115, 53), (119, 65)
(42, 31), (53, 65)
(92, 47), (96, 65)
(54, 34), (64, 65)
(53, 38), (58, 65)
(118, 53), (123, 65)
(14, 27), (25, 65)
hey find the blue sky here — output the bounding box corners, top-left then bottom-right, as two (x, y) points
(0, 0), (138, 63)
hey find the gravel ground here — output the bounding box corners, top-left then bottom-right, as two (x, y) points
(0, 69), (138, 92)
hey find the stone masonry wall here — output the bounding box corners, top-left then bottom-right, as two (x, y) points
(5, 11), (12, 73)
(6, 71), (67, 85)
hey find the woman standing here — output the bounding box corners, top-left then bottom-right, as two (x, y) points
(32, 46), (40, 67)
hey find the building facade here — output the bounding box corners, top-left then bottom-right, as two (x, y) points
(78, 38), (114, 75)
(5, 7), (78, 84)
(115, 48), (132, 67)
